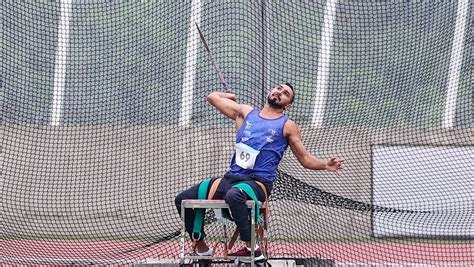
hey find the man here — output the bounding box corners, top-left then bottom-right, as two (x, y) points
(175, 83), (343, 260)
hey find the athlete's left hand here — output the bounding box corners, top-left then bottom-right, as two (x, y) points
(326, 157), (344, 175)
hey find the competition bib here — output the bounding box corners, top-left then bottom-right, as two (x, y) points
(235, 142), (260, 169)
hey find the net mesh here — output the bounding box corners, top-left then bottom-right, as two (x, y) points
(2, 1), (473, 265)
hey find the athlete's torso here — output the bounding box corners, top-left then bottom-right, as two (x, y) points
(227, 109), (289, 182)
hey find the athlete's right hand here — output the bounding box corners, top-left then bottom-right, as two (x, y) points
(223, 92), (237, 101)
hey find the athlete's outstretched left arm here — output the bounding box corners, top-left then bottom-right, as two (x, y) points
(285, 120), (343, 175)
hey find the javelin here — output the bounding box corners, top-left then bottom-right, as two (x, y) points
(195, 23), (229, 92)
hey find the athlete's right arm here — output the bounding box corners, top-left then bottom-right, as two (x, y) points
(207, 92), (252, 121)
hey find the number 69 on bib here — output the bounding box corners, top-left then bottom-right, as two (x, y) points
(235, 142), (260, 169)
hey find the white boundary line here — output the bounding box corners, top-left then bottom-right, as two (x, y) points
(179, 0), (202, 126)
(311, 0), (338, 127)
(442, 0), (469, 128)
(50, 0), (72, 126)
(336, 263), (471, 267)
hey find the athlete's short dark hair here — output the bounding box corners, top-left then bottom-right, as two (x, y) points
(285, 82), (295, 103)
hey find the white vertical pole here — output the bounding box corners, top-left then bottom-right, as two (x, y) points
(311, 0), (338, 128)
(442, 0), (469, 128)
(180, 0), (202, 126)
(51, 0), (72, 126)
(261, 0), (271, 104)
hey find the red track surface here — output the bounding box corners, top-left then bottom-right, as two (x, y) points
(2, 240), (473, 265)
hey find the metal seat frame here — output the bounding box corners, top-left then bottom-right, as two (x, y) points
(179, 199), (268, 267)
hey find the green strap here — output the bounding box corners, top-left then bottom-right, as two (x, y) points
(192, 180), (260, 239)
(233, 183), (260, 222)
(192, 179), (211, 238)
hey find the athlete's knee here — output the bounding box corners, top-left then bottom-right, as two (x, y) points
(175, 192), (185, 208)
(175, 184), (200, 208)
(225, 187), (246, 204)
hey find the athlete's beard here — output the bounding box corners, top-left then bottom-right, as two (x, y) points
(267, 95), (285, 109)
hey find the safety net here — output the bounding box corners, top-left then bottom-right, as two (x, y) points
(2, 1), (472, 266)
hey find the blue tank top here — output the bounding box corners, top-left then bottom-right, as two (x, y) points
(227, 109), (289, 182)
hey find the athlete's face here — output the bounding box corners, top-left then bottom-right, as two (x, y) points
(267, 84), (294, 110)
